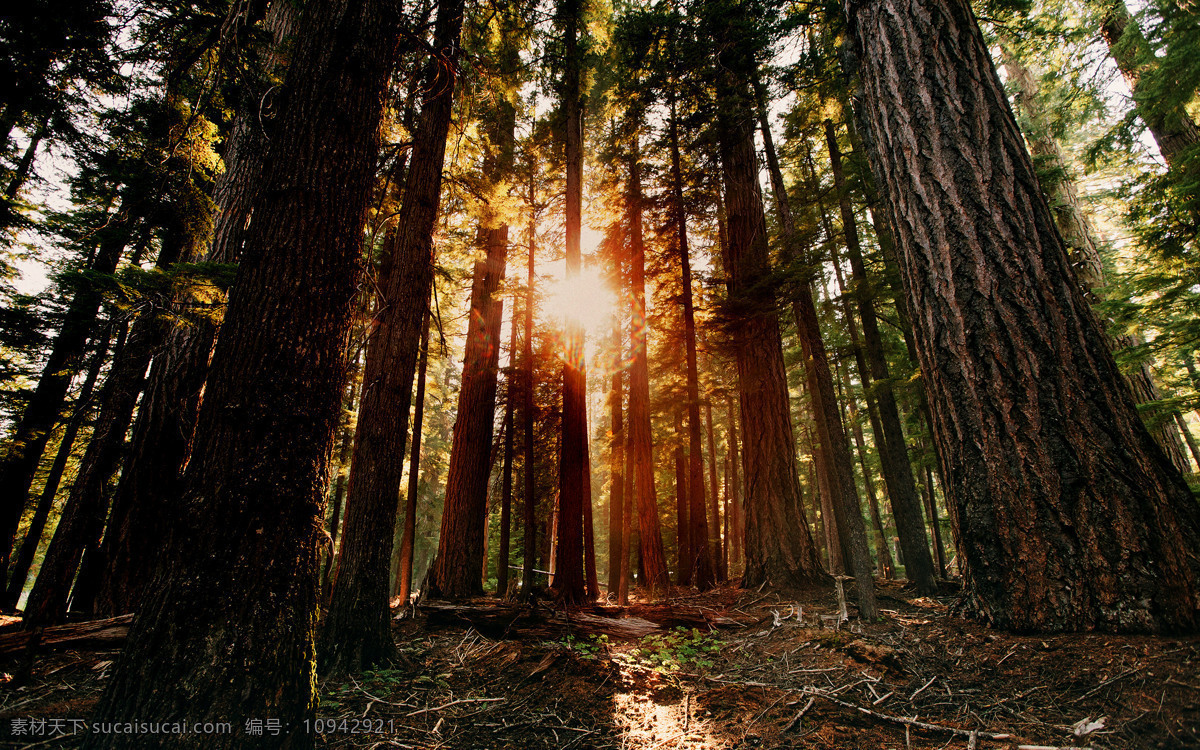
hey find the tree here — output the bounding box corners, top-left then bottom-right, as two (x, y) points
(83, 0), (404, 743)
(319, 0), (465, 672)
(846, 0), (1200, 631)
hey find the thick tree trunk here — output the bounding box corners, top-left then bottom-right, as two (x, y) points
(715, 69), (824, 591)
(82, 0), (402, 743)
(522, 193), (538, 603)
(847, 0), (1200, 631)
(673, 411), (691, 584)
(319, 0), (461, 673)
(397, 310), (431, 603)
(724, 397), (743, 573)
(703, 403), (725, 581)
(625, 137), (670, 596)
(822, 118), (936, 593)
(554, 0), (590, 605)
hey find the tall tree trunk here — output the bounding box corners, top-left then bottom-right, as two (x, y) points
(397, 310), (431, 603)
(822, 118), (936, 593)
(847, 0), (1200, 631)
(1098, 0), (1200, 171)
(432, 90), (516, 598)
(83, 0), (402, 742)
(497, 307), (518, 598)
(625, 135), (670, 596)
(324, 355), (362, 599)
(319, 0), (462, 673)
(607, 338), (626, 597)
(724, 396), (743, 572)
(521, 184), (538, 603)
(555, 0), (590, 605)
(703, 402), (725, 581)
(673, 411), (690, 584)
(3, 331), (110, 610)
(583, 445), (600, 599)
(668, 97), (713, 590)
(714, 66), (824, 591)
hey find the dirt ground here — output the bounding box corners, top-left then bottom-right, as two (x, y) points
(0, 580), (1197, 748)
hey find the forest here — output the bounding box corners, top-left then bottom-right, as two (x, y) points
(0, 0), (1198, 746)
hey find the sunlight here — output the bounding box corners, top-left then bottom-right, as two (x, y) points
(544, 263), (617, 335)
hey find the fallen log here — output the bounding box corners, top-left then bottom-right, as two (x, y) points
(0, 614), (132, 657)
(420, 603), (662, 641)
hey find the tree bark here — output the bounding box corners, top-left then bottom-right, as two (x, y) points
(522, 187), (538, 603)
(625, 135), (670, 596)
(847, 0), (1200, 631)
(83, 0), (402, 742)
(319, 0), (462, 673)
(607, 338), (626, 597)
(497, 306), (518, 597)
(672, 410), (690, 584)
(715, 66), (824, 591)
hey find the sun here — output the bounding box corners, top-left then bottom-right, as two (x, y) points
(544, 263), (616, 335)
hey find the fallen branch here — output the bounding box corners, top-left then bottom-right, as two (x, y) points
(406, 697), (505, 717)
(0, 614), (132, 657)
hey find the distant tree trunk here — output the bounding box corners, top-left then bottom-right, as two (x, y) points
(848, 0), (1200, 631)
(1175, 412), (1200, 470)
(324, 355), (362, 598)
(673, 411), (690, 584)
(918, 460), (947, 578)
(626, 135), (670, 596)
(3, 331), (110, 610)
(554, 0), (589, 605)
(83, 0), (402, 741)
(607, 345), (626, 597)
(5, 124), (44, 199)
(715, 68), (825, 591)
(497, 309), (518, 598)
(703, 403), (725, 581)
(583, 446), (600, 600)
(668, 97), (713, 590)
(822, 118), (935, 593)
(26, 223), (195, 625)
(522, 187), (538, 603)
(0, 209), (132, 588)
(433, 92), (515, 598)
(397, 310), (431, 604)
(724, 397), (743, 572)
(319, 0), (461, 675)
(1098, 1), (1200, 171)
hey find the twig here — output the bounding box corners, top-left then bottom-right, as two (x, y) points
(1072, 668), (1140, 703)
(911, 676), (938, 701)
(406, 697), (505, 717)
(782, 697), (815, 731)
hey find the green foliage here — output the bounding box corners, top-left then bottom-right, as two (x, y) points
(634, 627), (721, 672)
(550, 633), (611, 659)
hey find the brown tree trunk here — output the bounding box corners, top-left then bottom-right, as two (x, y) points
(673, 410), (690, 584)
(522, 184), (539, 603)
(848, 0), (1200, 631)
(607, 338), (626, 597)
(83, 0), (402, 741)
(397, 310), (431, 603)
(324, 355), (362, 599)
(433, 90), (516, 598)
(724, 397), (743, 573)
(319, 0), (462, 673)
(497, 306), (518, 597)
(822, 118), (935, 593)
(625, 136), (670, 596)
(714, 65), (824, 591)
(554, 0), (589, 605)
(583, 446), (600, 600)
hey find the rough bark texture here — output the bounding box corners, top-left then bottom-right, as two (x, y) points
(82, 0), (401, 743)
(320, 0), (462, 673)
(847, 0), (1200, 632)
(522, 209), (538, 602)
(724, 397), (743, 573)
(554, 0), (589, 605)
(716, 69), (825, 591)
(626, 138), (670, 596)
(823, 118), (935, 593)
(433, 94), (515, 598)
(497, 309), (518, 597)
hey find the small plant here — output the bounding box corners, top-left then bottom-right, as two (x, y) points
(552, 633), (610, 660)
(636, 628), (721, 672)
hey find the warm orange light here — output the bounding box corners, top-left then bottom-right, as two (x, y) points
(544, 264), (616, 334)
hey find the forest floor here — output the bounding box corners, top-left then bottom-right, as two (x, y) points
(0, 580), (1196, 748)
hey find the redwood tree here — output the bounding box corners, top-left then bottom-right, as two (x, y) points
(847, 0), (1200, 632)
